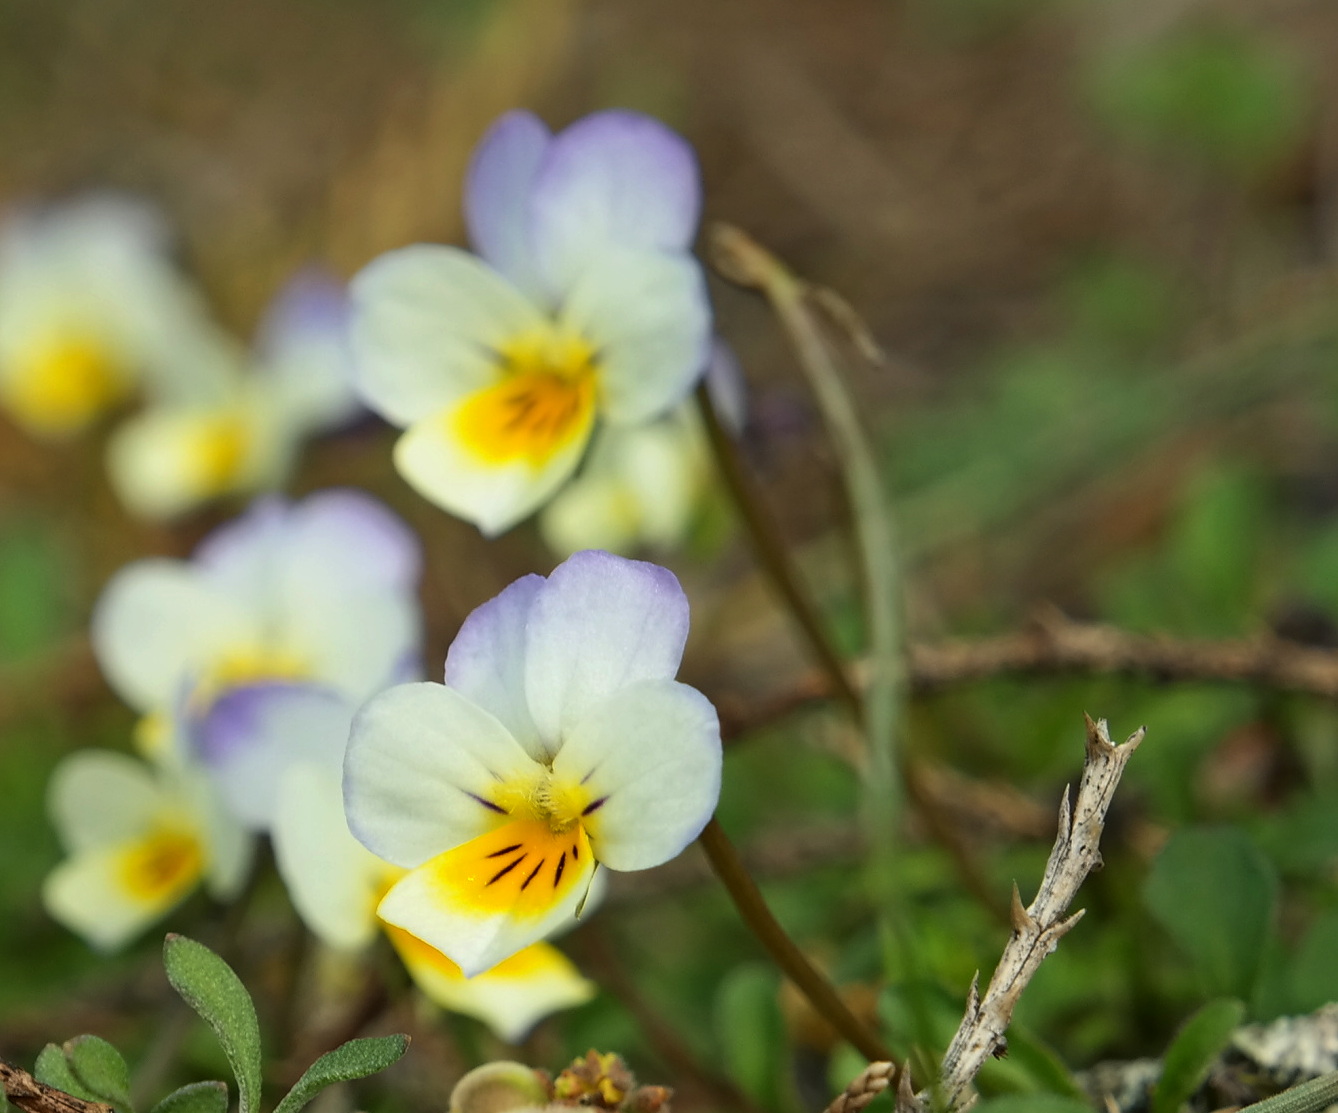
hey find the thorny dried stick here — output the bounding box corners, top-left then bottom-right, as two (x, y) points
(1, 1061), (115, 1113)
(928, 715), (1144, 1112)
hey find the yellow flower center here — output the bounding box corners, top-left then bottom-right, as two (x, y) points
(186, 410), (253, 493)
(117, 827), (204, 903)
(454, 330), (597, 468)
(4, 334), (129, 436)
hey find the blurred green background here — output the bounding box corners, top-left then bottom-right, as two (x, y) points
(5, 1), (1338, 1111)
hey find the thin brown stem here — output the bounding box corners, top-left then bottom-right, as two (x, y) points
(696, 382), (863, 720)
(698, 816), (897, 1069)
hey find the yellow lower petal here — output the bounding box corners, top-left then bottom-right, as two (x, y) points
(453, 370), (595, 469)
(116, 827), (204, 904)
(387, 819), (591, 920)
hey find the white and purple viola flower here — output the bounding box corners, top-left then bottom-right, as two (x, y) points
(107, 270), (362, 520)
(195, 684), (596, 1041)
(350, 109), (712, 536)
(91, 489), (422, 780)
(343, 549), (723, 976)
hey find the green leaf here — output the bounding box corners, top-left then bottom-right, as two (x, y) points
(713, 964), (786, 1107)
(1001, 1027), (1088, 1101)
(64, 1036), (133, 1111)
(162, 935), (263, 1113)
(973, 1096), (1093, 1113)
(272, 1035), (409, 1113)
(1152, 998), (1246, 1113)
(1290, 910), (1338, 1014)
(149, 1081), (229, 1113)
(34, 1044), (99, 1102)
(1143, 826), (1279, 998)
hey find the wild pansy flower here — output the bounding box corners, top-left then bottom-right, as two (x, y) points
(344, 550), (722, 976)
(91, 489), (421, 773)
(42, 750), (251, 952)
(350, 109), (711, 536)
(108, 272), (361, 520)
(538, 341), (744, 557)
(204, 683), (595, 1040)
(0, 195), (234, 439)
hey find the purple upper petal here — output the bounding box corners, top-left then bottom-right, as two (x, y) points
(529, 110), (702, 297)
(464, 110), (553, 304)
(255, 268), (351, 364)
(194, 681), (354, 830)
(522, 550), (691, 746)
(443, 573), (545, 758)
(284, 489), (422, 591)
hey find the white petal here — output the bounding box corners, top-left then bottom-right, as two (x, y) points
(524, 551), (690, 746)
(562, 247), (711, 424)
(344, 682), (542, 868)
(553, 679), (720, 872)
(274, 763), (389, 950)
(464, 111), (552, 303)
(443, 575), (545, 759)
(178, 766), (255, 900)
(197, 684), (353, 830)
(530, 110), (700, 296)
(91, 560), (257, 711)
(42, 844), (198, 952)
(391, 930), (595, 1042)
(281, 587), (423, 702)
(377, 819), (597, 977)
(350, 246), (542, 427)
(393, 402), (593, 538)
(279, 489), (422, 592)
(47, 750), (165, 853)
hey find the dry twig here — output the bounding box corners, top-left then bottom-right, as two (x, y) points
(823, 1060), (921, 1113)
(1, 1061), (114, 1113)
(718, 609), (1338, 740)
(927, 715), (1144, 1112)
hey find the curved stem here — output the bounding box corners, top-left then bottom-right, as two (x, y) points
(696, 383), (863, 720)
(698, 816), (896, 1067)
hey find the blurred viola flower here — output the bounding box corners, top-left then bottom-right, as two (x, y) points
(539, 340), (744, 557)
(0, 194), (235, 439)
(351, 109), (712, 536)
(42, 750), (251, 952)
(91, 489), (422, 773)
(344, 550), (722, 976)
(107, 271), (362, 520)
(199, 683), (595, 1040)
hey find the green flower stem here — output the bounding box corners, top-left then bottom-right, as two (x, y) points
(1240, 1072), (1338, 1113)
(698, 816), (895, 1067)
(696, 382), (863, 720)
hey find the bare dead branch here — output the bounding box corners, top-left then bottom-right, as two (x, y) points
(927, 716), (1144, 1111)
(1, 1061), (115, 1113)
(717, 609), (1338, 740)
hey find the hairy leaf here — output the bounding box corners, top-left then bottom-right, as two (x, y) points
(149, 1081), (229, 1113)
(271, 1035), (409, 1113)
(162, 935), (262, 1113)
(64, 1036), (132, 1111)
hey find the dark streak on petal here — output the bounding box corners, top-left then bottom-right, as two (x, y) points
(466, 791), (507, 814)
(487, 855), (525, 886)
(554, 851), (566, 889)
(486, 843), (522, 858)
(582, 796), (608, 816)
(520, 860), (545, 890)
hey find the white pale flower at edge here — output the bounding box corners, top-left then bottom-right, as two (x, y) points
(91, 489), (422, 776)
(221, 687), (595, 1041)
(350, 109), (712, 536)
(0, 194), (236, 439)
(42, 749), (252, 952)
(107, 271), (361, 521)
(345, 549), (722, 976)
